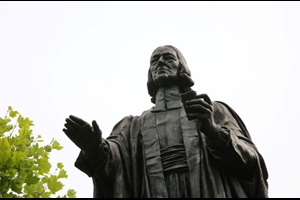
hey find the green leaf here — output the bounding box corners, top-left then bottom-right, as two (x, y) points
(38, 157), (51, 174)
(0, 137), (12, 166)
(0, 176), (10, 194)
(3, 193), (14, 198)
(58, 169), (68, 179)
(31, 144), (45, 159)
(8, 106), (19, 118)
(57, 162), (64, 169)
(18, 127), (32, 140)
(6, 155), (16, 167)
(45, 145), (52, 152)
(24, 183), (34, 195)
(0, 107), (77, 197)
(67, 189), (77, 198)
(52, 140), (63, 150)
(41, 192), (51, 198)
(17, 116), (34, 129)
(11, 176), (25, 194)
(25, 175), (40, 185)
(42, 176), (49, 183)
(26, 181), (46, 198)
(13, 151), (27, 164)
(0, 117), (13, 136)
(47, 175), (64, 194)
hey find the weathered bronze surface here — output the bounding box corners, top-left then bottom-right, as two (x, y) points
(63, 45), (268, 198)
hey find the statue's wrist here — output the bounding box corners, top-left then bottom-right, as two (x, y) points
(83, 138), (105, 154)
(205, 124), (222, 138)
(206, 125), (231, 148)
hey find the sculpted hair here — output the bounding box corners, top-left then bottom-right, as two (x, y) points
(147, 45), (194, 103)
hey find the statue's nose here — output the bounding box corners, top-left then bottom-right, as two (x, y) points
(158, 56), (164, 63)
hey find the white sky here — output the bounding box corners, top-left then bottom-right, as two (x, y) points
(1, 1), (299, 198)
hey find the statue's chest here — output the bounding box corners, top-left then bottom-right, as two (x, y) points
(152, 108), (184, 148)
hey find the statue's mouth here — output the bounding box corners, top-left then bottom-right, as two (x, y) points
(155, 65), (170, 73)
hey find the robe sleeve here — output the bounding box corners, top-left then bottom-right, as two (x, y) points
(205, 101), (268, 182)
(74, 115), (136, 198)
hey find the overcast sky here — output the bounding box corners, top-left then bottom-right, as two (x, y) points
(1, 1), (300, 198)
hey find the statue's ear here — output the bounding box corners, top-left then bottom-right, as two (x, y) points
(147, 67), (158, 102)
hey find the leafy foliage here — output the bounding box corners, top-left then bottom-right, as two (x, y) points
(0, 106), (76, 198)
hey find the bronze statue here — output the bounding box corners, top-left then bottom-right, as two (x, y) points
(63, 45), (268, 198)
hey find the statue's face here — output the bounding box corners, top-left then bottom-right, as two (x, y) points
(150, 46), (180, 87)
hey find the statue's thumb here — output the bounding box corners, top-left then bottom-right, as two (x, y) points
(92, 120), (102, 138)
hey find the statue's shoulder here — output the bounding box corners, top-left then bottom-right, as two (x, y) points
(213, 100), (236, 114)
(213, 100), (251, 139)
(140, 107), (153, 117)
(213, 100), (228, 107)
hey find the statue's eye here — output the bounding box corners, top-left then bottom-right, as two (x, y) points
(151, 59), (158, 65)
(164, 56), (176, 62)
(150, 56), (159, 65)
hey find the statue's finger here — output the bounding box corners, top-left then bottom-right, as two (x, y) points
(92, 120), (102, 138)
(63, 124), (77, 141)
(69, 115), (87, 125)
(66, 118), (80, 130)
(185, 98), (212, 112)
(185, 104), (211, 114)
(197, 93), (212, 105)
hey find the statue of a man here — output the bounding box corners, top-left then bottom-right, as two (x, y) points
(63, 45), (268, 198)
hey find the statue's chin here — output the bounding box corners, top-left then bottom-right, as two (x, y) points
(153, 74), (178, 87)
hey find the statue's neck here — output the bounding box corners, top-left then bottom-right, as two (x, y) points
(151, 85), (182, 112)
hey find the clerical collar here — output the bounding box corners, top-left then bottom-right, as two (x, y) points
(151, 86), (183, 112)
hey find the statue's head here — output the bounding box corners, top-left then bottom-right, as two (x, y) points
(147, 45), (194, 103)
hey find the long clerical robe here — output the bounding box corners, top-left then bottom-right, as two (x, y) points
(74, 86), (268, 198)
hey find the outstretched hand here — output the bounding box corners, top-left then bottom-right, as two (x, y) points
(184, 93), (219, 137)
(63, 115), (103, 151)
